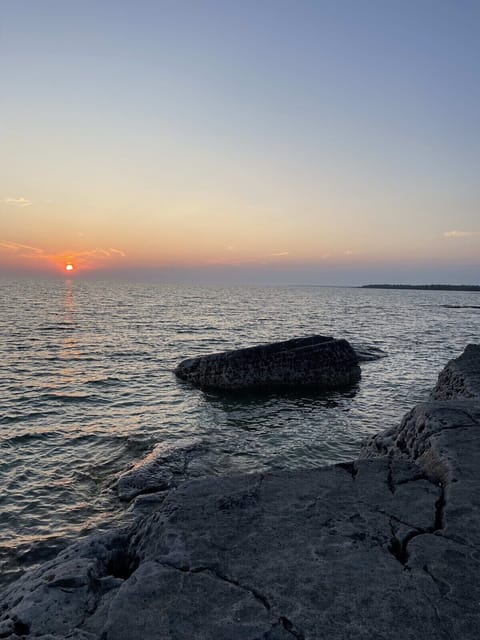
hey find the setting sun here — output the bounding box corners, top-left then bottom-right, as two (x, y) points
(65, 264), (74, 272)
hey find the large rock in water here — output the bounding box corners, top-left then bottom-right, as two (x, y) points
(175, 335), (361, 390)
(1, 345), (480, 639)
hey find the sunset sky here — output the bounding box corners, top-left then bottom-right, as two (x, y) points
(1, 0), (479, 284)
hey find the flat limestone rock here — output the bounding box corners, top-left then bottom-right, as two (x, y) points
(2, 345), (480, 639)
(0, 462), (454, 640)
(175, 335), (361, 391)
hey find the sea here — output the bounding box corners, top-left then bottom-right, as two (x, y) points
(1, 278), (478, 587)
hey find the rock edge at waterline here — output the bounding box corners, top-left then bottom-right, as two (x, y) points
(1, 345), (479, 639)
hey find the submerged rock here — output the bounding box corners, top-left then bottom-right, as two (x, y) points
(2, 345), (480, 639)
(350, 342), (387, 362)
(175, 335), (361, 391)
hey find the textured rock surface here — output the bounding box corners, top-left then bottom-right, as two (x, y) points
(175, 335), (361, 391)
(116, 437), (205, 501)
(2, 345), (480, 639)
(430, 343), (480, 400)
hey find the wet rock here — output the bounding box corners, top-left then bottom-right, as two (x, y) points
(350, 342), (387, 362)
(2, 345), (480, 639)
(116, 437), (205, 501)
(175, 335), (361, 391)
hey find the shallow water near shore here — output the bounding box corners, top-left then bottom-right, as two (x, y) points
(1, 278), (479, 586)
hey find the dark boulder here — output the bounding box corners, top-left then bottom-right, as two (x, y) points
(430, 343), (480, 400)
(174, 335), (361, 391)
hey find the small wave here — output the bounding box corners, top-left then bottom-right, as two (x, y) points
(38, 393), (108, 405)
(1, 430), (60, 444)
(176, 326), (218, 334)
(0, 411), (62, 425)
(110, 350), (151, 357)
(85, 377), (124, 387)
(39, 324), (77, 331)
(111, 399), (141, 408)
(42, 356), (100, 362)
(440, 304), (480, 309)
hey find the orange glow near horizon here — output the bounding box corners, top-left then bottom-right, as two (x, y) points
(0, 240), (130, 274)
(1, 228), (478, 279)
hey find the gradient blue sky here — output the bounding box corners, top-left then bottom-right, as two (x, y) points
(1, 0), (479, 283)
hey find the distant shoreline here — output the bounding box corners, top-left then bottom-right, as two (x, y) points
(361, 284), (480, 292)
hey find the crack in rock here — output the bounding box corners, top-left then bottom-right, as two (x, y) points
(388, 485), (446, 567)
(279, 616), (305, 639)
(158, 561), (271, 611)
(158, 560), (306, 639)
(422, 564), (451, 597)
(437, 533), (480, 553)
(355, 498), (431, 534)
(386, 455), (395, 494)
(395, 473), (427, 487)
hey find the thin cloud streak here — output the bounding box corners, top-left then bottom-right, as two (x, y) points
(108, 247), (127, 257)
(2, 197), (32, 207)
(0, 241), (43, 255)
(443, 230), (479, 238)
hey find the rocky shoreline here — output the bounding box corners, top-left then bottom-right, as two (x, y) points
(1, 345), (479, 639)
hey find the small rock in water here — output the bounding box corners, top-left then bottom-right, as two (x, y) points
(350, 343), (387, 362)
(175, 335), (361, 391)
(116, 437), (205, 501)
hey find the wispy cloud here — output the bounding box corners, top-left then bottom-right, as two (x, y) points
(0, 241), (43, 255)
(2, 197), (32, 208)
(268, 251), (289, 257)
(108, 247), (126, 257)
(62, 247), (128, 264)
(443, 230), (479, 238)
(0, 240), (126, 271)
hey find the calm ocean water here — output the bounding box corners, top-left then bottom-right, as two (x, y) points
(1, 278), (479, 586)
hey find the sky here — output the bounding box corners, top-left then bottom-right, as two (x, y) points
(1, 0), (479, 284)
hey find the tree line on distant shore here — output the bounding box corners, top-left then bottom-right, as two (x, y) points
(361, 284), (480, 292)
